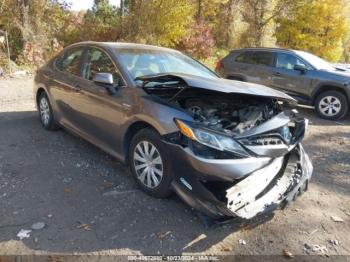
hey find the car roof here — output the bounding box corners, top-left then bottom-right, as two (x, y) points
(231, 47), (300, 54)
(68, 41), (179, 52)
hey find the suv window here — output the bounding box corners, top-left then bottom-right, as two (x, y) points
(235, 51), (274, 66)
(250, 52), (274, 66)
(56, 47), (84, 76)
(276, 53), (307, 70)
(83, 48), (122, 85)
(235, 52), (252, 64)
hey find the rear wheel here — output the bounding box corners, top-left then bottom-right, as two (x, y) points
(38, 92), (59, 130)
(128, 128), (172, 198)
(315, 91), (348, 120)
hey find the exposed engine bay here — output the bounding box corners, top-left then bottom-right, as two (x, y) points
(178, 96), (281, 135)
(137, 73), (286, 136)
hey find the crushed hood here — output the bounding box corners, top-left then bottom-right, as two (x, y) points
(136, 73), (296, 103)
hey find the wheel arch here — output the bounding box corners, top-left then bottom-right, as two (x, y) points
(312, 85), (349, 105)
(36, 87), (47, 107)
(123, 121), (160, 163)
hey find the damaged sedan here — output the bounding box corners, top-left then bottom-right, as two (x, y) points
(34, 42), (313, 220)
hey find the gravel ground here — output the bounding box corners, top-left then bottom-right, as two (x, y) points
(0, 77), (349, 260)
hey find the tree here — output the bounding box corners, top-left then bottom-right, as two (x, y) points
(239, 0), (291, 47)
(275, 0), (348, 61)
(123, 0), (194, 47)
(81, 0), (119, 41)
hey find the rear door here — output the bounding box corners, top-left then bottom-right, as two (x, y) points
(50, 45), (86, 131)
(224, 51), (275, 86)
(271, 52), (313, 97)
(247, 51), (275, 86)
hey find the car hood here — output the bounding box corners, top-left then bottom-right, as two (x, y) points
(321, 68), (350, 79)
(136, 73), (296, 103)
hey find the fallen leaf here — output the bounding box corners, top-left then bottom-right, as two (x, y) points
(331, 215), (344, 222)
(64, 188), (72, 193)
(283, 249), (294, 258)
(240, 223), (252, 231)
(102, 181), (114, 189)
(221, 246), (233, 252)
(156, 231), (171, 240)
(77, 223), (91, 231)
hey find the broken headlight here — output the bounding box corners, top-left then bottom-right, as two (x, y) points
(175, 119), (250, 157)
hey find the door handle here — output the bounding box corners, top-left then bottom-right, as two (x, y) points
(72, 84), (81, 92)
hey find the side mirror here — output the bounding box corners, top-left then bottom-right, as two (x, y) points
(294, 64), (307, 73)
(93, 72), (117, 95)
(93, 72), (114, 85)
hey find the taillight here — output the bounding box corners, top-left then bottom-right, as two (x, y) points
(215, 60), (222, 72)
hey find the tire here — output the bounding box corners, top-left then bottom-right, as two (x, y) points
(128, 128), (173, 198)
(315, 91), (349, 120)
(38, 92), (59, 130)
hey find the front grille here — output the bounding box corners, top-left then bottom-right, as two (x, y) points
(239, 133), (286, 146)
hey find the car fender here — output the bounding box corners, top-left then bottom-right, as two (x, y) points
(311, 81), (350, 102)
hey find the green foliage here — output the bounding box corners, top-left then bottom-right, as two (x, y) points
(79, 0), (119, 41)
(275, 0), (348, 61)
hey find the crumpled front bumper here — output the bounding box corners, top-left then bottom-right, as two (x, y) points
(226, 144), (313, 219)
(168, 142), (313, 220)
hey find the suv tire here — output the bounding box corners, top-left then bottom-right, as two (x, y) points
(315, 91), (348, 120)
(128, 128), (173, 198)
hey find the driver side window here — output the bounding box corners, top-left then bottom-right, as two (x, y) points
(276, 53), (307, 70)
(83, 48), (123, 85)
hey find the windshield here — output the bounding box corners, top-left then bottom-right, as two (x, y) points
(296, 51), (335, 71)
(115, 48), (218, 82)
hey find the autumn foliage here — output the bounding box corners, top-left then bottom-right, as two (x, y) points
(0, 0), (349, 69)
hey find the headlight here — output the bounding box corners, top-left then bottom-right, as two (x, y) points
(175, 119), (249, 157)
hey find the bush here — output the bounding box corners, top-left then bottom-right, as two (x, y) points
(179, 21), (215, 59)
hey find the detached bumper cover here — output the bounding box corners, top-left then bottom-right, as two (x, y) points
(168, 142), (312, 219)
(226, 144), (313, 219)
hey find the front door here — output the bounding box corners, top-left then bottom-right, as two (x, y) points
(72, 46), (132, 157)
(271, 52), (313, 97)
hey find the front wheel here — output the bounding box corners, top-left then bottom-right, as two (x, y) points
(315, 91), (349, 120)
(128, 128), (173, 198)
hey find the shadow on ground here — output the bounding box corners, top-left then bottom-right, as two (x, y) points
(0, 111), (275, 254)
(0, 107), (349, 255)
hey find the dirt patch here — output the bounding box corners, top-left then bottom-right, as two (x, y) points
(0, 77), (349, 257)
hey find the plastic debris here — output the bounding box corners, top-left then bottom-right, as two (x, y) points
(331, 215), (344, 222)
(329, 239), (339, 246)
(239, 239), (246, 245)
(283, 249), (294, 258)
(17, 229), (31, 240)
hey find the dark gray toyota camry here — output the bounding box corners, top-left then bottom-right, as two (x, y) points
(34, 42), (313, 220)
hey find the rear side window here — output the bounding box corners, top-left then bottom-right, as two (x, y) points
(235, 51), (274, 66)
(251, 52), (274, 66)
(56, 47), (84, 76)
(235, 52), (252, 63)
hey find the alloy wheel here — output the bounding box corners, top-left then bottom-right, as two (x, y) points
(318, 96), (341, 117)
(133, 141), (164, 189)
(39, 97), (50, 126)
